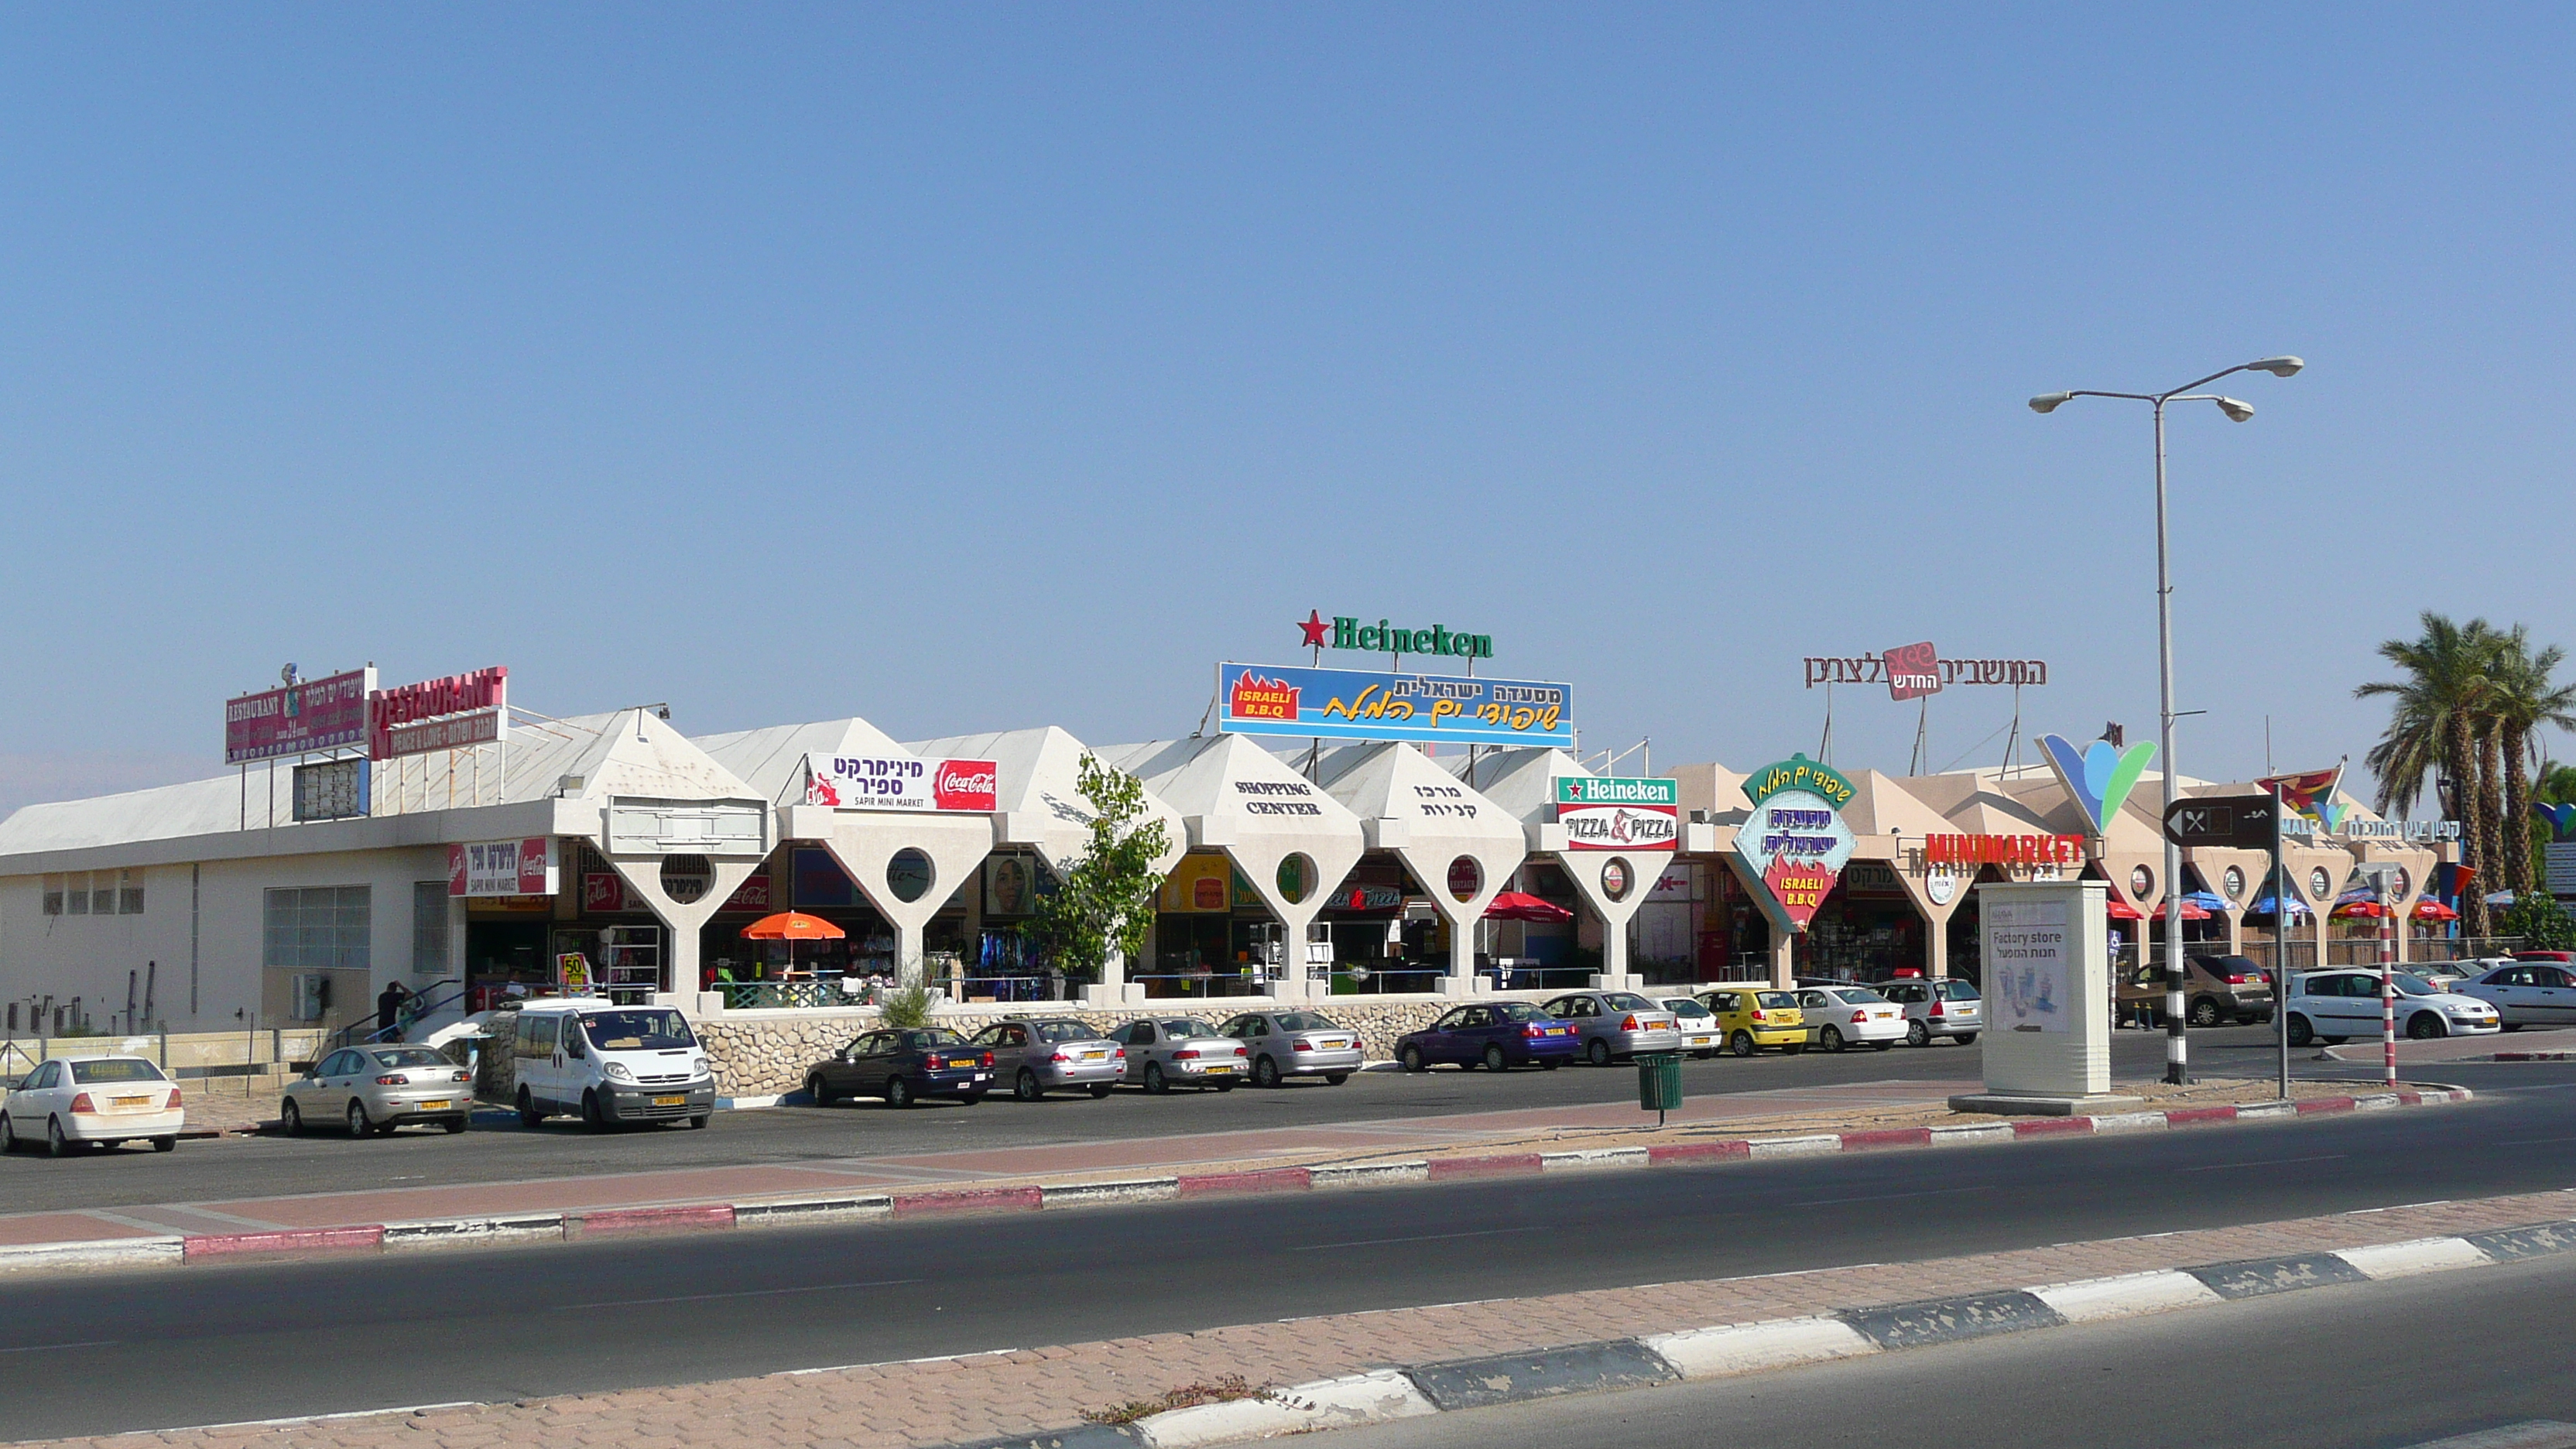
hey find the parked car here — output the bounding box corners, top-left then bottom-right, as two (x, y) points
(283, 1044), (472, 1136)
(512, 999), (717, 1129)
(1793, 985), (1906, 1053)
(1114, 1018), (1246, 1093)
(2453, 961), (2576, 1029)
(810, 1027), (996, 1108)
(1, 1056), (183, 1156)
(1697, 986), (1807, 1057)
(1540, 992), (1684, 1066)
(1879, 978), (1983, 1046)
(2112, 954), (2276, 1027)
(965, 1018), (1124, 1101)
(1396, 1001), (1578, 1072)
(1660, 997), (1725, 1057)
(2283, 971), (2501, 1046)
(1218, 1010), (1363, 1087)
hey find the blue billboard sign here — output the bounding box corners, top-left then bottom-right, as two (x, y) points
(1214, 663), (1574, 748)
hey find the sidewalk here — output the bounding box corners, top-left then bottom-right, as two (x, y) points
(0, 1074), (2418, 1254)
(16, 1182), (2570, 1449)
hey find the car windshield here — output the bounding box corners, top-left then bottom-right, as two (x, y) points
(1601, 992), (1658, 1011)
(1756, 992), (1799, 1010)
(68, 1059), (167, 1084)
(1834, 987), (1889, 1004)
(1665, 999), (1712, 1018)
(1273, 1012), (1340, 1031)
(1493, 1002), (1548, 1023)
(1160, 1019), (1219, 1039)
(1033, 1023), (1097, 1043)
(370, 1049), (451, 1070)
(575, 1009), (696, 1050)
(2395, 975), (2445, 998)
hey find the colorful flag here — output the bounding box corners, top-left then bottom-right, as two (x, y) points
(2259, 762), (2348, 833)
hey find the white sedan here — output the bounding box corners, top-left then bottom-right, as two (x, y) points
(2, 1055), (186, 1156)
(2284, 971), (2501, 1046)
(1795, 985), (1909, 1052)
(2451, 961), (2576, 1029)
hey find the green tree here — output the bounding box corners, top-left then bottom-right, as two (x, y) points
(2501, 889), (2576, 953)
(2489, 629), (2576, 895)
(2358, 613), (2503, 933)
(1023, 755), (1170, 985)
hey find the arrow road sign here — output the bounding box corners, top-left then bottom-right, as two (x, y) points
(2163, 794), (2281, 850)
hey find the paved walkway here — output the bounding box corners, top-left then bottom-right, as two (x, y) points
(19, 1185), (2574, 1449)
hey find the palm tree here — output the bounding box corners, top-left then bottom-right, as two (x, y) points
(2357, 613), (2503, 933)
(2488, 629), (2576, 896)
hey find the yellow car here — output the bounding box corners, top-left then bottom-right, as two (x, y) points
(1697, 987), (1808, 1057)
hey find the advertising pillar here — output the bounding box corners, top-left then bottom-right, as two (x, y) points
(1951, 880), (2135, 1115)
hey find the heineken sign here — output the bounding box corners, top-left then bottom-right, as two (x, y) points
(1732, 754), (1857, 933)
(1555, 776), (1677, 852)
(1297, 609), (1493, 660)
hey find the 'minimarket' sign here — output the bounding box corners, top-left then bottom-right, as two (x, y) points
(1297, 610), (1493, 661)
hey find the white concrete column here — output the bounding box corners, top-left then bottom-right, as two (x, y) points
(1768, 933), (1796, 988)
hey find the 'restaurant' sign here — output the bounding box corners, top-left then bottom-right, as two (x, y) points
(1731, 755), (1856, 933)
(226, 667), (376, 764)
(372, 666), (508, 760)
(1553, 776), (1678, 851)
(803, 752), (999, 811)
(449, 838), (557, 897)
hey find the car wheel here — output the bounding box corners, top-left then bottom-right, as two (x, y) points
(1728, 1030), (1756, 1058)
(516, 1087), (544, 1128)
(1586, 1038), (1612, 1068)
(2189, 997), (2222, 1028)
(348, 1100), (373, 1138)
(809, 1074), (837, 1107)
(1906, 1020), (1930, 1047)
(1951, 1033), (1978, 1046)
(0, 1113), (14, 1153)
(1820, 1026), (1845, 1053)
(46, 1115), (69, 1158)
(886, 1076), (916, 1108)
(1144, 1063), (1170, 1095)
(1253, 1055), (1283, 1088)
(1399, 1046), (1426, 1074)
(688, 1112), (711, 1129)
(443, 1115), (468, 1135)
(280, 1100), (303, 1136)
(581, 1091), (609, 1131)
(1089, 1082), (1115, 1098)
(2407, 1012), (2447, 1040)
(1484, 1044), (1509, 1074)
(1016, 1069), (1044, 1102)
(1324, 1072), (1349, 1085)
(2287, 1013), (2314, 1048)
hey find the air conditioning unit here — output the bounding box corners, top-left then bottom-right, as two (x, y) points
(292, 973), (331, 1022)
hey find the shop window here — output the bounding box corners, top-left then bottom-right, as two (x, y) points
(118, 869), (144, 915)
(887, 849), (933, 904)
(67, 876), (91, 916)
(41, 874), (62, 916)
(413, 882), (450, 975)
(262, 885), (372, 971)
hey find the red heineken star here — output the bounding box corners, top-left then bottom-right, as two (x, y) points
(1297, 609), (1330, 648)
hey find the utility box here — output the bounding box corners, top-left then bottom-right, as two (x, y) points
(1949, 880), (2138, 1116)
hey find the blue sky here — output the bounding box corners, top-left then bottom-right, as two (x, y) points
(4, 5), (2569, 812)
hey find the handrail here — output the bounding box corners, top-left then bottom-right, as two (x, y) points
(327, 979), (465, 1051)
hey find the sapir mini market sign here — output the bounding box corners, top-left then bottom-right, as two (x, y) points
(803, 753), (999, 812)
(1732, 755), (1857, 932)
(1554, 776), (1678, 851)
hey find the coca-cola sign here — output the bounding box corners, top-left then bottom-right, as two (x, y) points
(803, 752), (999, 812)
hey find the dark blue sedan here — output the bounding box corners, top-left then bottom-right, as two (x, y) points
(1395, 1001), (1579, 1073)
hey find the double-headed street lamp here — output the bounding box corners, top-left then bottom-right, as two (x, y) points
(2030, 356), (2304, 1087)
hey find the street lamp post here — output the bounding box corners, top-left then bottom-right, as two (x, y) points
(2030, 357), (2302, 1087)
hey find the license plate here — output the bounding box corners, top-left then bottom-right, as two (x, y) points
(1546, 1026), (1566, 1035)
(416, 1099), (451, 1112)
(1322, 1039), (1350, 1049)
(112, 1095), (150, 1108)
(947, 1058), (975, 1069)
(1688, 1035), (1714, 1045)
(651, 1094), (686, 1107)
(1081, 1050), (1106, 1060)
(1205, 1064), (1237, 1074)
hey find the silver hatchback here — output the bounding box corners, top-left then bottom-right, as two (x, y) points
(1879, 977), (1984, 1046)
(1114, 1017), (1248, 1093)
(283, 1045), (474, 1136)
(968, 1017), (1125, 1101)
(1540, 991), (1684, 1067)
(1218, 1010), (1364, 1088)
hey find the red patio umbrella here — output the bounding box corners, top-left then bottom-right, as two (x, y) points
(1483, 891), (1574, 923)
(2106, 897), (2142, 920)
(2412, 899), (2459, 921)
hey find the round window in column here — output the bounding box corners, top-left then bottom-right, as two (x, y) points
(2129, 865), (2154, 898)
(2223, 865), (2246, 902)
(2308, 866), (2332, 901)
(1601, 857), (1633, 902)
(2389, 867), (2411, 900)
(1447, 856), (1482, 903)
(1276, 854), (1314, 905)
(887, 848), (933, 904)
(660, 854), (713, 906)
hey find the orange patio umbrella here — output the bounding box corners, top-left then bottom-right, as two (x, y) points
(738, 911), (845, 978)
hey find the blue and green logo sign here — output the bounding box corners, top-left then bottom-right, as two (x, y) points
(2038, 733), (2156, 836)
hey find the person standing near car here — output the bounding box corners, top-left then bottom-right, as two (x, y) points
(376, 979), (411, 1040)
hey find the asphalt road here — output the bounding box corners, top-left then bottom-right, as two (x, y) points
(0, 1023), (2315, 1213)
(4, 1058), (2571, 1440)
(1323, 1245), (2576, 1449)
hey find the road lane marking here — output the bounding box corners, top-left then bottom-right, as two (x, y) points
(2496, 1137), (2576, 1146)
(1293, 1226), (1549, 1252)
(2176, 1154), (2348, 1173)
(0, 1340), (115, 1355)
(551, 1277), (921, 1310)
(1786, 1185), (1997, 1208)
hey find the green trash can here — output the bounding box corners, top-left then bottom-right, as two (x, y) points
(1636, 1052), (1684, 1123)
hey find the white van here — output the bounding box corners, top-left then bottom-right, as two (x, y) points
(508, 998), (716, 1130)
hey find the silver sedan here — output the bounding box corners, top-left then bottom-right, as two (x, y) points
(282, 1045), (474, 1136)
(1218, 1010), (1364, 1087)
(1113, 1017), (1248, 1093)
(1540, 992), (1684, 1067)
(968, 1017), (1126, 1101)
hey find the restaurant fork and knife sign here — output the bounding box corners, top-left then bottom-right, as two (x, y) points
(2160, 796), (2282, 850)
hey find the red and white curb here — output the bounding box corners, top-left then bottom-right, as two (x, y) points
(0, 1088), (2471, 1278)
